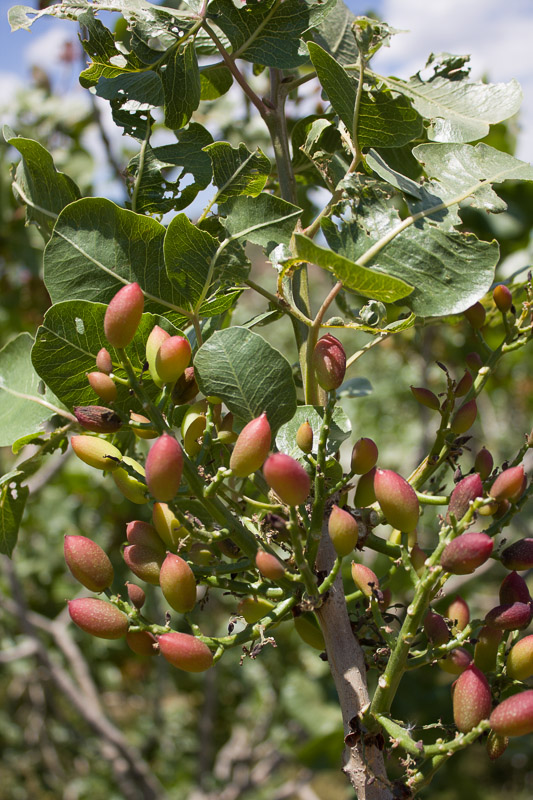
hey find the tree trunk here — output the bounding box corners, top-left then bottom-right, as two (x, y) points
(315, 529), (393, 800)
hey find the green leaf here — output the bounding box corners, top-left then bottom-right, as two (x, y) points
(376, 54), (523, 143)
(127, 123), (213, 214)
(194, 327), (297, 432)
(203, 142), (271, 203)
(276, 405), (351, 460)
(221, 193), (302, 251)
(0, 480), (29, 557)
(308, 43), (422, 148)
(310, 0), (359, 64)
(43, 198), (188, 324)
(78, 10), (145, 88)
(0, 333), (69, 447)
(31, 301), (183, 415)
(95, 71), (164, 111)
(200, 65), (233, 100)
(291, 234), (414, 303)
(208, 0), (336, 69)
(5, 131), (81, 239)
(366, 149), (423, 199)
(161, 41), (201, 130)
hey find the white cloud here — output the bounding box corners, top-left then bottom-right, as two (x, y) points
(372, 0), (533, 160)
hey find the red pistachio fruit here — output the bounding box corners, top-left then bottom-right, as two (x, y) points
(126, 520), (166, 553)
(68, 598), (128, 640)
(71, 435), (122, 471)
(255, 550), (286, 581)
(474, 448), (493, 481)
(464, 302), (486, 329)
(328, 505), (358, 557)
(424, 609), (450, 646)
(446, 473), (483, 524)
(126, 582), (146, 609)
(490, 690), (533, 737)
(485, 602), (532, 631)
(263, 453), (310, 506)
(354, 467), (377, 507)
(350, 437), (378, 474)
(446, 596), (470, 631)
(312, 334), (346, 391)
(507, 635), (533, 681)
(493, 284), (513, 313)
(453, 664), (492, 732)
(490, 466), (526, 502)
(146, 325), (170, 387)
(104, 282), (144, 349)
(126, 630), (157, 656)
(351, 562), (379, 597)
(455, 371), (473, 398)
(123, 544), (164, 585)
(500, 571), (531, 605)
(64, 535), (113, 593)
(439, 647), (472, 675)
(145, 434), (183, 501)
(410, 386), (440, 410)
(440, 532), (493, 575)
(374, 469), (419, 533)
(474, 626), (503, 672)
(86, 372), (117, 403)
(501, 538), (533, 571)
(450, 399), (477, 434)
(229, 413), (271, 478)
(158, 632), (213, 673)
(159, 553), (197, 614)
(96, 347), (113, 374)
(155, 335), (191, 383)
(74, 406), (122, 434)
(296, 421), (314, 454)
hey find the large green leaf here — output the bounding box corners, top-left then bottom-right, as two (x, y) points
(276, 405), (351, 460)
(127, 123), (213, 214)
(208, 0), (336, 69)
(161, 41), (201, 130)
(5, 131), (80, 239)
(291, 235), (414, 303)
(95, 71), (164, 111)
(43, 198), (187, 323)
(194, 327), (297, 432)
(374, 54), (523, 143)
(203, 142), (271, 204)
(221, 193), (302, 251)
(31, 301), (182, 414)
(308, 43), (422, 148)
(0, 333), (69, 447)
(0, 479), (29, 557)
(199, 65), (233, 100)
(78, 10), (146, 87)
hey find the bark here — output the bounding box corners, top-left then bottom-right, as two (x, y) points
(315, 530), (393, 800)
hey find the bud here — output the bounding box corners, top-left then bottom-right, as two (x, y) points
(145, 434), (183, 501)
(64, 535), (114, 592)
(152, 502), (183, 549)
(87, 371), (117, 403)
(328, 505), (358, 556)
(263, 453), (310, 506)
(410, 543), (427, 576)
(255, 550), (286, 581)
(452, 664), (492, 732)
(354, 468), (377, 507)
(68, 597), (128, 639)
(454, 371), (473, 398)
(238, 597), (276, 624)
(71, 435), (122, 471)
(500, 571), (531, 605)
(296, 420), (314, 454)
(172, 366), (199, 405)
(123, 544), (164, 585)
(126, 520), (165, 553)
(181, 400), (207, 457)
(229, 413), (271, 477)
(159, 553), (196, 614)
(74, 406), (122, 434)
(96, 347), (113, 374)
(446, 474), (483, 524)
(501, 538), (533, 571)
(312, 334), (346, 391)
(474, 448), (493, 481)
(155, 335), (191, 383)
(485, 602), (532, 631)
(424, 609), (450, 646)
(486, 730), (509, 760)
(465, 351), (483, 372)
(464, 301), (486, 329)
(104, 282), (144, 349)
(293, 612), (325, 651)
(351, 562), (379, 597)
(474, 625), (503, 672)
(493, 284), (513, 313)
(450, 399), (477, 434)
(410, 386), (440, 410)
(374, 469), (419, 533)
(126, 582), (146, 609)
(351, 438), (378, 475)
(158, 632), (213, 672)
(146, 325), (170, 387)
(126, 630), (157, 656)
(506, 635), (533, 681)
(446, 596), (470, 631)
(130, 412), (157, 439)
(112, 456), (148, 504)
(490, 466), (526, 502)
(490, 690), (533, 737)
(439, 647), (472, 675)
(441, 532), (493, 574)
